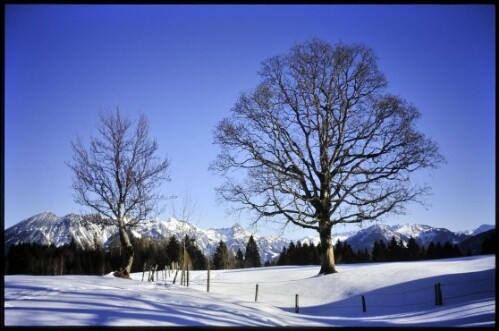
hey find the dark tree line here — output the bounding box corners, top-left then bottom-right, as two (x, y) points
(275, 240), (366, 266)
(6, 232), (491, 275)
(481, 232), (495, 255)
(277, 241), (322, 266)
(274, 236), (474, 266)
(130, 234), (207, 272)
(370, 236), (464, 262)
(6, 234), (206, 276)
(211, 235), (262, 270)
(6, 234), (264, 275)
(6, 239), (107, 275)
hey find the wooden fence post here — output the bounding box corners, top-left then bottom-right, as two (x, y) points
(435, 283), (443, 306)
(440, 283), (443, 305)
(173, 269), (179, 284)
(255, 284), (259, 302)
(362, 295), (366, 312)
(295, 294), (299, 313)
(142, 262), (146, 281)
(207, 265), (210, 293)
(151, 264), (158, 282)
(148, 266), (152, 282)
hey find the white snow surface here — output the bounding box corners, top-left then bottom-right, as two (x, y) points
(4, 255), (495, 327)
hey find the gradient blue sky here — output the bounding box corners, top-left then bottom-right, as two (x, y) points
(5, 5), (495, 239)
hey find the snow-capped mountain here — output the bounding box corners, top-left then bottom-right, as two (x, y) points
(341, 223), (484, 252)
(298, 236), (321, 247)
(4, 212), (117, 251)
(4, 212), (289, 263)
(5, 212), (493, 262)
(465, 224), (495, 236)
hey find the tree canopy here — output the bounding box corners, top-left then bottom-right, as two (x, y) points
(212, 38), (444, 274)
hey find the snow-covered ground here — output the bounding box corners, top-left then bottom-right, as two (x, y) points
(4, 255), (495, 327)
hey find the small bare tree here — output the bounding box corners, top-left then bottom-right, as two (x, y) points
(171, 189), (200, 282)
(68, 108), (171, 278)
(211, 38), (445, 274)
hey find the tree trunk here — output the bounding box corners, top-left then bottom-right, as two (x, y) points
(318, 221), (337, 275)
(114, 223), (134, 279)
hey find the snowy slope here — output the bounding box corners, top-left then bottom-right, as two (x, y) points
(4, 255), (495, 326)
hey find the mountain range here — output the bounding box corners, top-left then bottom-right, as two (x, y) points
(4, 212), (494, 262)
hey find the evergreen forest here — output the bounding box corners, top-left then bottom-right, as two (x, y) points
(5, 232), (495, 276)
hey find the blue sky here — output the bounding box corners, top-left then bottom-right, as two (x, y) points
(5, 5), (495, 239)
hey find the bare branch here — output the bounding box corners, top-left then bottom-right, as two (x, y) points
(68, 108), (171, 228)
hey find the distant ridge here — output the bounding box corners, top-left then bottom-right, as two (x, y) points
(5, 212), (494, 262)
(4, 212), (289, 263)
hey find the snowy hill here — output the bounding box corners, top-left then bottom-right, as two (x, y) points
(5, 212), (493, 261)
(4, 255), (495, 326)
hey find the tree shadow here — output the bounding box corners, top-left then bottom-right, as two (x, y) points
(289, 269), (495, 327)
(5, 279), (285, 326)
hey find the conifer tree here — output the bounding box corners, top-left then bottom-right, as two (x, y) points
(235, 248), (245, 268)
(277, 247), (287, 265)
(334, 240), (344, 264)
(426, 242), (437, 259)
(481, 232), (495, 255)
(166, 236), (181, 263)
(388, 236), (402, 261)
(244, 235), (261, 268)
(356, 248), (370, 263)
(407, 236), (421, 260)
(341, 242), (355, 263)
(213, 240), (231, 270)
(309, 243), (321, 265)
(287, 241), (296, 264)
(372, 240), (388, 262)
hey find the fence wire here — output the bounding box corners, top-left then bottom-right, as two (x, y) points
(148, 270), (495, 314)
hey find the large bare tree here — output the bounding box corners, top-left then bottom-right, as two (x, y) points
(68, 108), (171, 278)
(211, 38), (444, 274)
